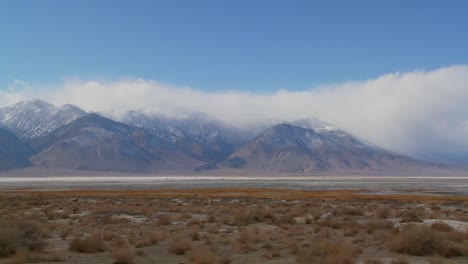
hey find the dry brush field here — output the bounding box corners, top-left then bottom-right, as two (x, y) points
(0, 188), (467, 264)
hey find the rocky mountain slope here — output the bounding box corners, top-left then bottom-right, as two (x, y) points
(0, 126), (32, 170)
(30, 113), (201, 172)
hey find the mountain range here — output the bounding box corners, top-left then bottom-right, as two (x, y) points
(0, 100), (463, 175)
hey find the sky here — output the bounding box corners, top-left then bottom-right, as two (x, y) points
(1, 1), (468, 162)
(1, 0), (468, 91)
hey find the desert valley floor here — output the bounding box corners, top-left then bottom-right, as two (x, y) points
(0, 176), (467, 264)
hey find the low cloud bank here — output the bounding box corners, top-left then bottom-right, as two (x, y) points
(2, 65), (468, 161)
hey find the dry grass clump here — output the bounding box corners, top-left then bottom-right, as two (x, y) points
(296, 240), (358, 264)
(390, 224), (464, 257)
(69, 234), (107, 253)
(191, 246), (218, 264)
(168, 237), (192, 255)
(112, 246), (135, 264)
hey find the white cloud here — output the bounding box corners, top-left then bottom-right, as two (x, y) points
(1, 65), (468, 161)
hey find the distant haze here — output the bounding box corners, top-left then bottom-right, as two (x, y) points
(1, 65), (468, 161)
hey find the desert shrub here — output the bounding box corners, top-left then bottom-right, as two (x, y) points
(296, 240), (358, 264)
(112, 246), (135, 264)
(129, 231), (159, 248)
(191, 246), (218, 264)
(250, 208), (265, 222)
(275, 213), (295, 225)
(44, 208), (69, 220)
(233, 210), (248, 226)
(0, 225), (18, 257)
(27, 251), (66, 262)
(9, 250), (28, 264)
(59, 225), (72, 240)
(219, 255), (232, 264)
(390, 224), (462, 257)
(444, 229), (467, 244)
(45, 251), (66, 262)
(168, 238), (191, 255)
(0, 220), (47, 257)
(320, 218), (342, 229)
(271, 250), (280, 258)
(207, 215), (216, 223)
(288, 240), (299, 255)
(376, 207), (390, 218)
(399, 210), (422, 223)
(264, 208), (277, 222)
(344, 227), (359, 237)
(238, 229), (252, 243)
(341, 207), (364, 216)
(111, 236), (129, 248)
(431, 222), (453, 232)
(17, 221), (48, 251)
(158, 214), (172, 225)
(191, 227), (200, 241)
(233, 229), (258, 253)
(179, 213), (192, 220)
(365, 220), (394, 234)
(428, 257), (446, 264)
(69, 234), (107, 253)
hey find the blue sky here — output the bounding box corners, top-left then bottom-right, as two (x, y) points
(1, 0), (468, 91)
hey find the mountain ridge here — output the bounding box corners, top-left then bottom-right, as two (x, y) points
(221, 123), (444, 174)
(0, 100), (463, 175)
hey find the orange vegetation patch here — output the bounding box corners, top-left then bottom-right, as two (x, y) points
(0, 188), (466, 203)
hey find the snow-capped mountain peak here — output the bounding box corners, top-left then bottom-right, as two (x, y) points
(0, 100), (87, 141)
